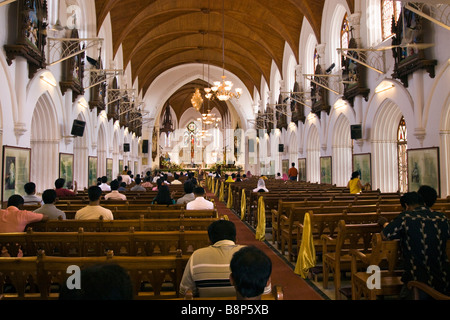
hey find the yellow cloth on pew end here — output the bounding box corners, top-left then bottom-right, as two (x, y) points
(255, 196), (266, 241)
(219, 181), (224, 202)
(240, 189), (246, 221)
(226, 184), (233, 209)
(215, 179), (220, 197)
(294, 212), (316, 279)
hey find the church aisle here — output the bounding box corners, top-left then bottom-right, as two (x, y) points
(209, 192), (326, 300)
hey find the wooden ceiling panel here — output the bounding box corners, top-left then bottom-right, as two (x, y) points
(94, 0), (353, 119)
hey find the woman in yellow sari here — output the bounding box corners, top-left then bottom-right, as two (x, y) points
(347, 171), (363, 194)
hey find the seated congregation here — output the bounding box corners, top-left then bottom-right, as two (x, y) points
(0, 169), (449, 300)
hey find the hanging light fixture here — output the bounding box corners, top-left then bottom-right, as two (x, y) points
(191, 88), (203, 111)
(205, 0), (242, 101)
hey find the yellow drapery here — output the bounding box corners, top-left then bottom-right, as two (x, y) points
(219, 181), (224, 202)
(215, 179), (220, 197)
(255, 196), (266, 241)
(294, 212), (316, 279)
(207, 176), (212, 191)
(226, 183), (233, 209)
(240, 189), (246, 220)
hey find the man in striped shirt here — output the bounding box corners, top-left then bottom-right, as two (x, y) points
(179, 220), (245, 297)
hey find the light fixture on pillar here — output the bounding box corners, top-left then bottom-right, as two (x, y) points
(204, 0), (242, 101)
(40, 74), (57, 87)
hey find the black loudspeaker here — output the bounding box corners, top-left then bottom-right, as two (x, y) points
(71, 119), (86, 137)
(142, 140), (149, 153)
(124, 143), (130, 152)
(351, 124), (362, 140)
(278, 144), (284, 152)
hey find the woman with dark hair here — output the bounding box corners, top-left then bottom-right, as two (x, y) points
(152, 185), (175, 205)
(347, 171), (363, 194)
(152, 178), (163, 191)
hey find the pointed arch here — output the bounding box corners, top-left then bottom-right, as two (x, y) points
(307, 125), (320, 183)
(332, 114), (352, 187)
(73, 111), (89, 189)
(371, 99), (404, 192)
(30, 93), (60, 192)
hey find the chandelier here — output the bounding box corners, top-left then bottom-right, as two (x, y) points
(191, 88), (203, 111)
(198, 110), (221, 126)
(205, 76), (242, 101)
(204, 0), (242, 101)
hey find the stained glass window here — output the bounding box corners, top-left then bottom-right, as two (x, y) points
(341, 13), (350, 51)
(381, 0), (402, 40)
(397, 117), (408, 193)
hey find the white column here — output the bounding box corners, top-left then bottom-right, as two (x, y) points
(14, 57), (28, 144)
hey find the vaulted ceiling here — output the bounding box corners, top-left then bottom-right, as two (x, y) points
(94, 0), (354, 119)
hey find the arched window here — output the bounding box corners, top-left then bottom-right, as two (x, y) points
(341, 13), (351, 52)
(381, 0), (402, 40)
(397, 116), (408, 193)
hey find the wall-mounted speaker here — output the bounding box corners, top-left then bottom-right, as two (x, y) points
(71, 119), (86, 137)
(278, 144), (284, 152)
(142, 140), (149, 154)
(350, 124), (362, 140)
(124, 143), (130, 152)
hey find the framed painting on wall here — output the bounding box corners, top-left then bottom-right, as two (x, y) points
(407, 147), (440, 196)
(282, 159), (289, 176)
(298, 158), (307, 182)
(88, 156), (98, 187)
(59, 153), (74, 189)
(119, 159), (124, 174)
(2, 146), (31, 202)
(106, 158), (113, 182)
(353, 153), (372, 188)
(320, 156), (332, 184)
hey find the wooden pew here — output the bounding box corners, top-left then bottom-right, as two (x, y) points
(351, 236), (450, 300)
(350, 234), (403, 300)
(0, 250), (190, 300)
(0, 229), (210, 257)
(59, 208), (218, 220)
(321, 220), (382, 299)
(181, 285), (284, 300)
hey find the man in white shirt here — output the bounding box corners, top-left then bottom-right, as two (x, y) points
(99, 176), (111, 191)
(75, 186), (114, 220)
(171, 173), (182, 185)
(186, 187), (214, 210)
(121, 171), (132, 185)
(104, 180), (127, 201)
